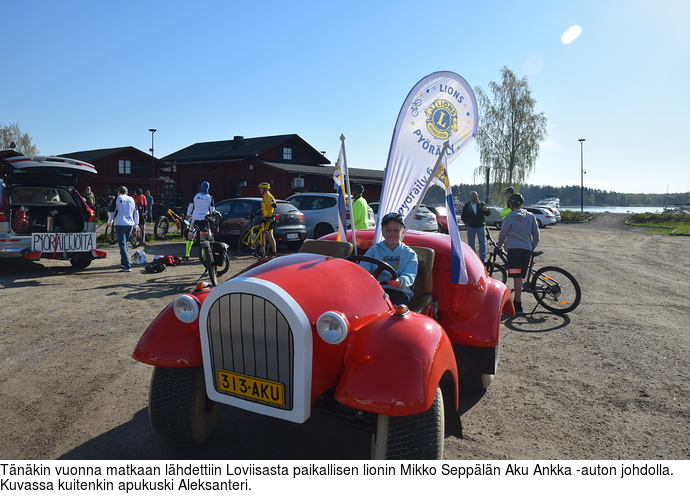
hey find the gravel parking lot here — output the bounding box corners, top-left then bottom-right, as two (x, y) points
(0, 213), (688, 460)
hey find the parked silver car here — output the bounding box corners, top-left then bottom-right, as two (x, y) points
(525, 207), (557, 227)
(369, 202), (439, 232)
(484, 207), (504, 228)
(286, 192), (375, 239)
(0, 155), (106, 269)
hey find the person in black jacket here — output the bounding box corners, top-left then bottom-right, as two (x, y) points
(460, 191), (491, 261)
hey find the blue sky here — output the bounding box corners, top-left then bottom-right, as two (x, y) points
(4, 0), (689, 195)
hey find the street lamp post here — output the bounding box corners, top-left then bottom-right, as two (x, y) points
(578, 138), (586, 212)
(149, 129), (157, 194)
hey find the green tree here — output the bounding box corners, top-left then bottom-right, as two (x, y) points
(1, 123), (39, 155)
(474, 67), (547, 202)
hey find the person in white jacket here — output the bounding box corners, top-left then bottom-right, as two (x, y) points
(108, 186), (139, 272)
(361, 212), (418, 307)
(184, 181), (215, 260)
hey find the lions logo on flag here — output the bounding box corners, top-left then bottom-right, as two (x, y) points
(425, 99), (458, 140)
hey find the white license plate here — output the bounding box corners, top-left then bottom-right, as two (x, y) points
(31, 233), (96, 253)
(286, 233), (299, 240)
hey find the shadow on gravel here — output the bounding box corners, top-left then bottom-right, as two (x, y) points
(58, 406), (371, 460)
(502, 311), (572, 333)
(78, 274), (206, 300)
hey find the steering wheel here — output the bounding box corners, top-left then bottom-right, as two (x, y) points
(345, 255), (397, 282)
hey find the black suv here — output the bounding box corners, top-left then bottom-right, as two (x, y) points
(214, 198), (307, 250)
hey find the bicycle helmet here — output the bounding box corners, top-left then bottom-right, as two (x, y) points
(351, 183), (364, 193)
(200, 181), (210, 194)
(258, 182), (271, 189)
(508, 193), (525, 207)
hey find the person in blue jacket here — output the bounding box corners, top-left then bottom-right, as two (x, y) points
(361, 212), (418, 307)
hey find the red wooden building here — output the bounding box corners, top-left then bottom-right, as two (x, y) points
(161, 134), (383, 201)
(58, 146), (169, 201)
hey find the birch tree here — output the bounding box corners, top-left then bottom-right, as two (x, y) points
(474, 67), (547, 202)
(1, 123), (39, 155)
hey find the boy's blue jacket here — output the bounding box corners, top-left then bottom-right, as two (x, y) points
(361, 240), (418, 298)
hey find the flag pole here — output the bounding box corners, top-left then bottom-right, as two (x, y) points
(340, 134), (358, 253)
(418, 141), (450, 207)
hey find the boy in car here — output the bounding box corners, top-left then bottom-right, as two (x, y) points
(496, 193), (540, 314)
(362, 212), (418, 307)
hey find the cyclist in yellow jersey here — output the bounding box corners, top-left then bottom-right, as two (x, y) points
(258, 182), (277, 254)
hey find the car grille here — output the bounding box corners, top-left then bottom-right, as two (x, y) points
(205, 292), (295, 411)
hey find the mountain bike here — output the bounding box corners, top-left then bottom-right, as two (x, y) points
(237, 214), (275, 259)
(187, 213), (230, 287)
(484, 230), (581, 314)
(154, 204), (188, 240)
(104, 223), (145, 248)
(484, 230), (508, 283)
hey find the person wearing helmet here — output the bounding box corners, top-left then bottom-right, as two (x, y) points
(350, 183), (369, 230)
(360, 212), (418, 307)
(496, 193), (540, 314)
(500, 186), (515, 219)
(184, 181), (215, 260)
(258, 181), (277, 255)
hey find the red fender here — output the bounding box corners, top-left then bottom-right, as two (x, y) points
(132, 289), (212, 367)
(439, 276), (514, 347)
(335, 310), (458, 417)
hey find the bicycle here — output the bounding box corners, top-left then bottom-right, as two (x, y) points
(237, 214), (275, 259)
(104, 223), (145, 248)
(187, 213), (230, 287)
(154, 204), (188, 240)
(484, 230), (581, 314)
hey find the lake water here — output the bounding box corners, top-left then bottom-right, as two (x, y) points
(559, 206), (663, 214)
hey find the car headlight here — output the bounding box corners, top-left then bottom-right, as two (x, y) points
(316, 311), (349, 345)
(173, 294), (200, 323)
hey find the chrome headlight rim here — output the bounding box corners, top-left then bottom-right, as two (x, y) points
(173, 294), (201, 323)
(316, 311), (350, 345)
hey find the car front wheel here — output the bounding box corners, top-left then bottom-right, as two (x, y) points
(371, 386), (444, 460)
(148, 366), (219, 447)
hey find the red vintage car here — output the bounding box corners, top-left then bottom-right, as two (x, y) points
(132, 229), (513, 459)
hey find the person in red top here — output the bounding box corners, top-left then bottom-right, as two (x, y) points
(132, 188), (148, 240)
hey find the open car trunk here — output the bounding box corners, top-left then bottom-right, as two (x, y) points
(9, 186), (86, 235)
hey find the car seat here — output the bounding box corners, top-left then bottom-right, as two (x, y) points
(298, 239), (353, 258)
(408, 246), (435, 316)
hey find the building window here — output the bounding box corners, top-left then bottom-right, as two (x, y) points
(283, 147), (293, 160)
(118, 160), (131, 174)
(234, 180), (248, 196)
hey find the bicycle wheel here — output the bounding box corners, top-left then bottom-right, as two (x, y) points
(201, 241), (218, 287)
(154, 216), (170, 239)
(485, 261), (507, 283)
(217, 250), (231, 276)
(105, 224), (117, 244)
(237, 228), (252, 255)
(253, 231), (268, 259)
(130, 224), (145, 248)
(531, 266), (581, 314)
